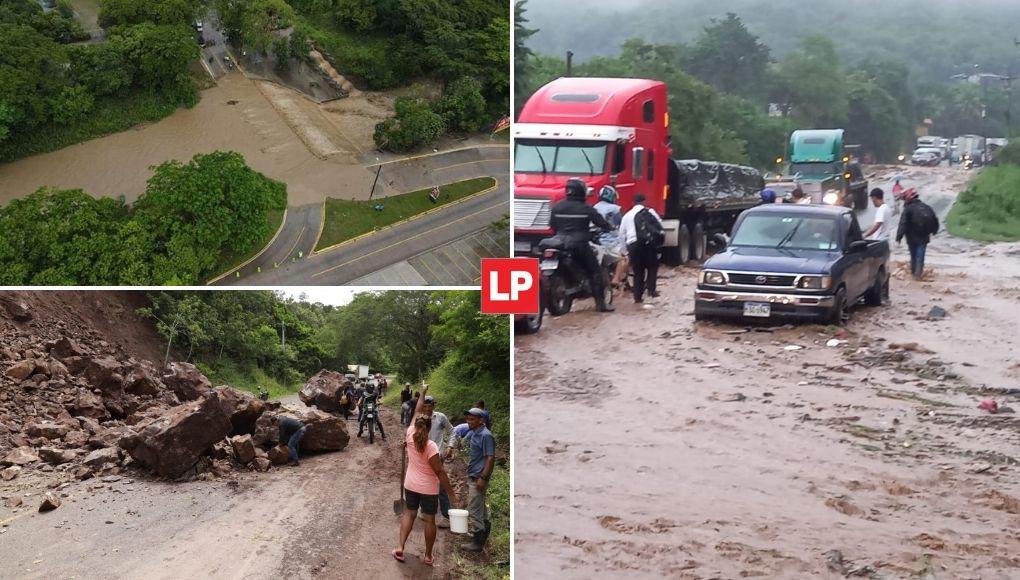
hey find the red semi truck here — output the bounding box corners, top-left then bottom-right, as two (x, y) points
(514, 77), (762, 266)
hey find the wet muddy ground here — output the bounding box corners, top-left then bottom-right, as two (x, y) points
(514, 165), (1020, 579)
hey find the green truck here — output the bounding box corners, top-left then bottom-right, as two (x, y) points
(785, 129), (868, 210)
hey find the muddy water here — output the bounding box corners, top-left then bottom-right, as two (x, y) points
(0, 75), (375, 207)
(515, 165), (1020, 578)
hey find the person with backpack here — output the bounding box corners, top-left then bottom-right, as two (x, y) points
(618, 193), (664, 303)
(896, 188), (939, 280)
(549, 178), (616, 313)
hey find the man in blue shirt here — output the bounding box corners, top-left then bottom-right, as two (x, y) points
(459, 407), (495, 551)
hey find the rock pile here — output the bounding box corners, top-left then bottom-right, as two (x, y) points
(0, 297), (350, 498)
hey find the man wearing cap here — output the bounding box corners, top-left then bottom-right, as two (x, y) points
(421, 395), (454, 527)
(459, 407), (495, 551)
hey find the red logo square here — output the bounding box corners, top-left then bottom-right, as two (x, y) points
(481, 258), (539, 314)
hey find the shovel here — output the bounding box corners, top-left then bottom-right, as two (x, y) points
(393, 443), (406, 514)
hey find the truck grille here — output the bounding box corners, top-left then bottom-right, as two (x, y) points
(727, 273), (797, 287)
(514, 199), (551, 229)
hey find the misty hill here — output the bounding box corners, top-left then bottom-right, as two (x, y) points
(525, 0), (1020, 83)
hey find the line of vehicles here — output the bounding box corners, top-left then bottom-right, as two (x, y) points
(908, 134), (1008, 169)
(513, 77), (890, 332)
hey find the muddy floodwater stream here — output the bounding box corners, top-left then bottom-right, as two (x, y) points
(0, 75), (375, 207)
(515, 165), (1020, 579)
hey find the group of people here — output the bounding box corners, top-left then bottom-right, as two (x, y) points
(336, 375), (388, 440)
(760, 179), (939, 279)
(549, 178), (665, 311)
(394, 383), (497, 566)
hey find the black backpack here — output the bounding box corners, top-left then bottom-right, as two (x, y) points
(634, 208), (664, 247)
(914, 201), (939, 235)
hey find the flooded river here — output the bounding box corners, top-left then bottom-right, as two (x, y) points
(515, 165), (1020, 578)
(0, 75), (375, 206)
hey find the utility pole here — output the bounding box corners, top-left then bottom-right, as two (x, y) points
(566, 50), (573, 77)
(280, 319), (286, 347)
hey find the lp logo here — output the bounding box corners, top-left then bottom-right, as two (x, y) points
(481, 258), (539, 314)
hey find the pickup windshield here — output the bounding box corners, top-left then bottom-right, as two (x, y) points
(731, 215), (839, 251)
(789, 162), (839, 177)
(515, 139), (608, 175)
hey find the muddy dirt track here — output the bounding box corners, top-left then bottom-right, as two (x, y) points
(2, 404), (461, 579)
(514, 165), (1020, 579)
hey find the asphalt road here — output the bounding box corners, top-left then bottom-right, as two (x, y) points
(216, 146), (509, 286)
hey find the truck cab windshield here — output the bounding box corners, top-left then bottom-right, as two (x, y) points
(789, 162), (839, 177)
(515, 139), (608, 175)
(731, 215), (839, 251)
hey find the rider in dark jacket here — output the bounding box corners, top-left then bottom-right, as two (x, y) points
(549, 178), (615, 312)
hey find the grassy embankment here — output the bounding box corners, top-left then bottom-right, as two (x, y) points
(316, 177), (496, 251)
(382, 358), (510, 579)
(196, 360), (301, 400)
(947, 147), (1020, 241)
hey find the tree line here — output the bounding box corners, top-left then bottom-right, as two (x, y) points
(0, 151), (286, 285)
(140, 290), (510, 409)
(0, 0), (203, 161)
(516, 1), (1018, 167)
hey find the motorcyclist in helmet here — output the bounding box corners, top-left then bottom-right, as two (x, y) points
(549, 178), (616, 312)
(357, 383), (386, 440)
(593, 185), (629, 295)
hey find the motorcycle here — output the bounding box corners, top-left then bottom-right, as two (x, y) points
(363, 399), (377, 443)
(538, 229), (618, 316)
(256, 385), (269, 402)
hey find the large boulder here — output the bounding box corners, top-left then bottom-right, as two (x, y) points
(83, 447), (121, 468)
(213, 386), (266, 436)
(39, 447), (76, 465)
(119, 395), (231, 478)
(1, 297), (32, 321)
(253, 407), (349, 451)
(267, 444), (290, 465)
(298, 370), (346, 412)
(230, 434), (256, 464)
(84, 357), (124, 395)
(26, 421), (70, 440)
(162, 362), (211, 401)
(49, 337), (86, 360)
(5, 359), (36, 381)
(71, 389), (110, 420)
(124, 364), (164, 397)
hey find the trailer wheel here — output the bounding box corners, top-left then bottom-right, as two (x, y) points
(691, 221), (707, 262)
(661, 223), (690, 267)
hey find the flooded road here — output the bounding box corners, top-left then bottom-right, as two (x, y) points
(515, 165), (1020, 578)
(0, 75), (375, 206)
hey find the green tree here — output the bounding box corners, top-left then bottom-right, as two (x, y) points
(845, 70), (908, 162)
(133, 151), (288, 284)
(49, 85), (95, 125)
(434, 76), (487, 133)
(98, 0), (201, 28)
(69, 42), (132, 96)
(0, 23), (69, 130)
(771, 35), (848, 127)
(111, 23), (199, 95)
(333, 0), (376, 32)
(684, 13), (770, 102)
(374, 96), (446, 152)
(216, 0), (294, 54)
(513, 0), (536, 108)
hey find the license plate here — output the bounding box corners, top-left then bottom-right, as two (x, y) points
(743, 302), (771, 317)
(514, 241), (532, 254)
(540, 259), (559, 270)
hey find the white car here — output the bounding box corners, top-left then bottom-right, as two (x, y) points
(911, 148), (941, 166)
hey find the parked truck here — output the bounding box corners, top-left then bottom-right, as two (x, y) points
(785, 129), (869, 210)
(347, 364), (370, 379)
(514, 77), (763, 266)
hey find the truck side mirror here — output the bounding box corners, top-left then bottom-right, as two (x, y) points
(712, 233), (729, 248)
(847, 240), (868, 253)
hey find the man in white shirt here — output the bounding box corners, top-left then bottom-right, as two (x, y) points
(864, 188), (892, 241)
(618, 193), (663, 303)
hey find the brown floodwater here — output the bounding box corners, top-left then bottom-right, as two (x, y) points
(0, 75), (375, 207)
(515, 165), (1020, 578)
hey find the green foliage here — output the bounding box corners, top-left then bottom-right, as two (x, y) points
(49, 85), (95, 125)
(683, 13), (770, 102)
(373, 96), (445, 152)
(68, 42), (132, 97)
(992, 141), (1020, 167)
(513, 0), (536, 110)
(271, 35), (291, 71)
(0, 151), (288, 284)
(0, 0), (88, 42)
(216, 0), (294, 54)
(98, 0), (201, 28)
(946, 165), (1020, 242)
(434, 76), (487, 133)
(133, 151), (288, 284)
(110, 22), (199, 92)
(770, 35), (847, 128)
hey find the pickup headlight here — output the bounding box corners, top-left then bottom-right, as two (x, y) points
(700, 270), (726, 285)
(822, 191), (839, 205)
(798, 275), (832, 290)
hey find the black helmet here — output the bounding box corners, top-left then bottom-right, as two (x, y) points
(565, 178), (588, 201)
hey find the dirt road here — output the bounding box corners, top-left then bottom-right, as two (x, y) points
(1, 406), (459, 579)
(514, 165), (1020, 578)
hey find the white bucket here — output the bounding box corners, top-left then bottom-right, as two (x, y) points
(448, 509), (469, 534)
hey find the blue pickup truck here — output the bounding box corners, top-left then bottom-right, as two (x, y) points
(695, 205), (889, 324)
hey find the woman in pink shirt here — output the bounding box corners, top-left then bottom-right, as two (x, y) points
(393, 384), (459, 566)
